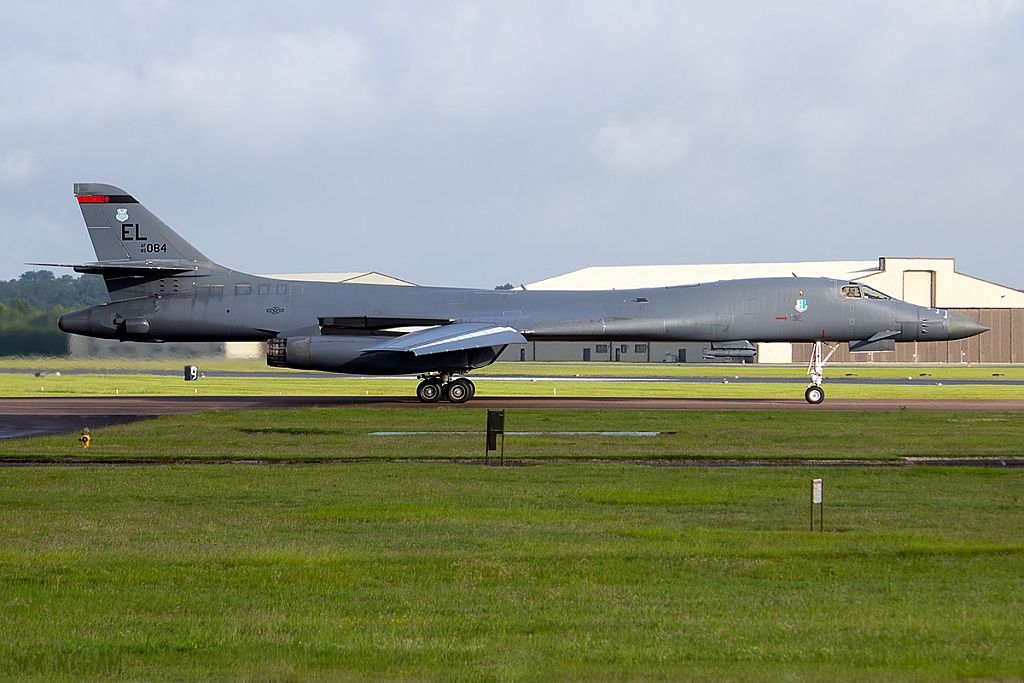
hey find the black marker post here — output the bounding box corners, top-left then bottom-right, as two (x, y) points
(486, 410), (505, 466)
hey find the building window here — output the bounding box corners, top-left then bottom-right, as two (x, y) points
(258, 284), (270, 295)
(235, 283), (252, 296)
(595, 344), (608, 354)
(635, 344), (647, 354)
(620, 344), (628, 354)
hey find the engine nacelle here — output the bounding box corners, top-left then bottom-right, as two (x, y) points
(267, 335), (368, 371)
(267, 335), (504, 375)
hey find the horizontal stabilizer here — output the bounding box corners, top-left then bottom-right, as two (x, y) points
(361, 322), (526, 356)
(28, 260), (197, 275)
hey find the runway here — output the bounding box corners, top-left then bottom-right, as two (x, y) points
(4, 395), (1024, 439)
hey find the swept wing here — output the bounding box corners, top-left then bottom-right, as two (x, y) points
(360, 322), (526, 356)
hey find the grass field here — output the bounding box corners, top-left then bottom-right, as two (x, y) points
(5, 357), (1024, 401)
(1, 462), (1022, 681)
(4, 362), (1024, 680)
(5, 371), (1024, 400)
(4, 407), (1024, 463)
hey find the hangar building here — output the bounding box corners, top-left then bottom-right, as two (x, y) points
(499, 257), (1024, 364)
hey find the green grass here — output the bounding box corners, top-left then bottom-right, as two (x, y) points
(1, 463), (1023, 681)
(4, 407), (1024, 462)
(476, 361), (1024, 381)
(5, 357), (1024, 400)
(5, 371), (1024, 399)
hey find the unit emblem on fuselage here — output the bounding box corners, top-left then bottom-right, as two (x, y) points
(795, 298), (808, 313)
(115, 208), (129, 222)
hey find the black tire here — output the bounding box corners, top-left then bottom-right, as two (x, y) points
(447, 378), (472, 403)
(805, 385), (825, 404)
(417, 379), (442, 403)
(466, 379), (476, 399)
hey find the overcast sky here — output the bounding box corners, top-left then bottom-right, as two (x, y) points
(1, 1), (1022, 289)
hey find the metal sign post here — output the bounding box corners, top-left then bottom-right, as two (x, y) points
(486, 410), (505, 465)
(811, 478), (823, 531)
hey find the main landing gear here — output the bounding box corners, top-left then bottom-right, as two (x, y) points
(416, 373), (476, 404)
(805, 340), (837, 405)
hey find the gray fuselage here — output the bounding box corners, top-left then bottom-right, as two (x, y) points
(58, 266), (980, 373)
(54, 182), (987, 378)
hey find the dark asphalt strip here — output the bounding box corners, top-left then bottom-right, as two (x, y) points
(0, 415), (151, 440)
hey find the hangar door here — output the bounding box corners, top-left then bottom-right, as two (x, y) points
(902, 271), (934, 307)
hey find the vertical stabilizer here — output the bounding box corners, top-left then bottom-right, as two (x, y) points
(74, 183), (208, 263)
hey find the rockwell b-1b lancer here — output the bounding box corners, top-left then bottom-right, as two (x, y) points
(49, 184), (988, 404)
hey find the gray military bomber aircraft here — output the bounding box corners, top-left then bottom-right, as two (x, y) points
(49, 184), (988, 404)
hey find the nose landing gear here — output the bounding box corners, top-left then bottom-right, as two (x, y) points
(805, 340), (837, 405)
(416, 374), (476, 403)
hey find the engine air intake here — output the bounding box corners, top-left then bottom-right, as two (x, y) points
(267, 338), (287, 367)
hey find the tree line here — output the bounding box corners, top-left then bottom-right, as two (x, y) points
(0, 271), (108, 356)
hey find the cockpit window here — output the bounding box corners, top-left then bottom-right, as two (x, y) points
(861, 286), (891, 300)
(842, 284), (892, 300)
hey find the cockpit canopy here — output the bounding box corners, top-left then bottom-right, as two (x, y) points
(841, 284), (891, 300)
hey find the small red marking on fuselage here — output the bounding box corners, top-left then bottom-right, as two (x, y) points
(77, 196), (109, 203)
(775, 316), (788, 321)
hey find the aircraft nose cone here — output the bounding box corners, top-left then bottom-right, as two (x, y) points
(58, 309), (91, 335)
(947, 312), (989, 340)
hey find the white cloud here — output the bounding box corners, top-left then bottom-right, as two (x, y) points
(593, 116), (690, 173)
(144, 29), (373, 147)
(0, 2), (1023, 287)
(0, 150), (42, 182)
(0, 26), (373, 155)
